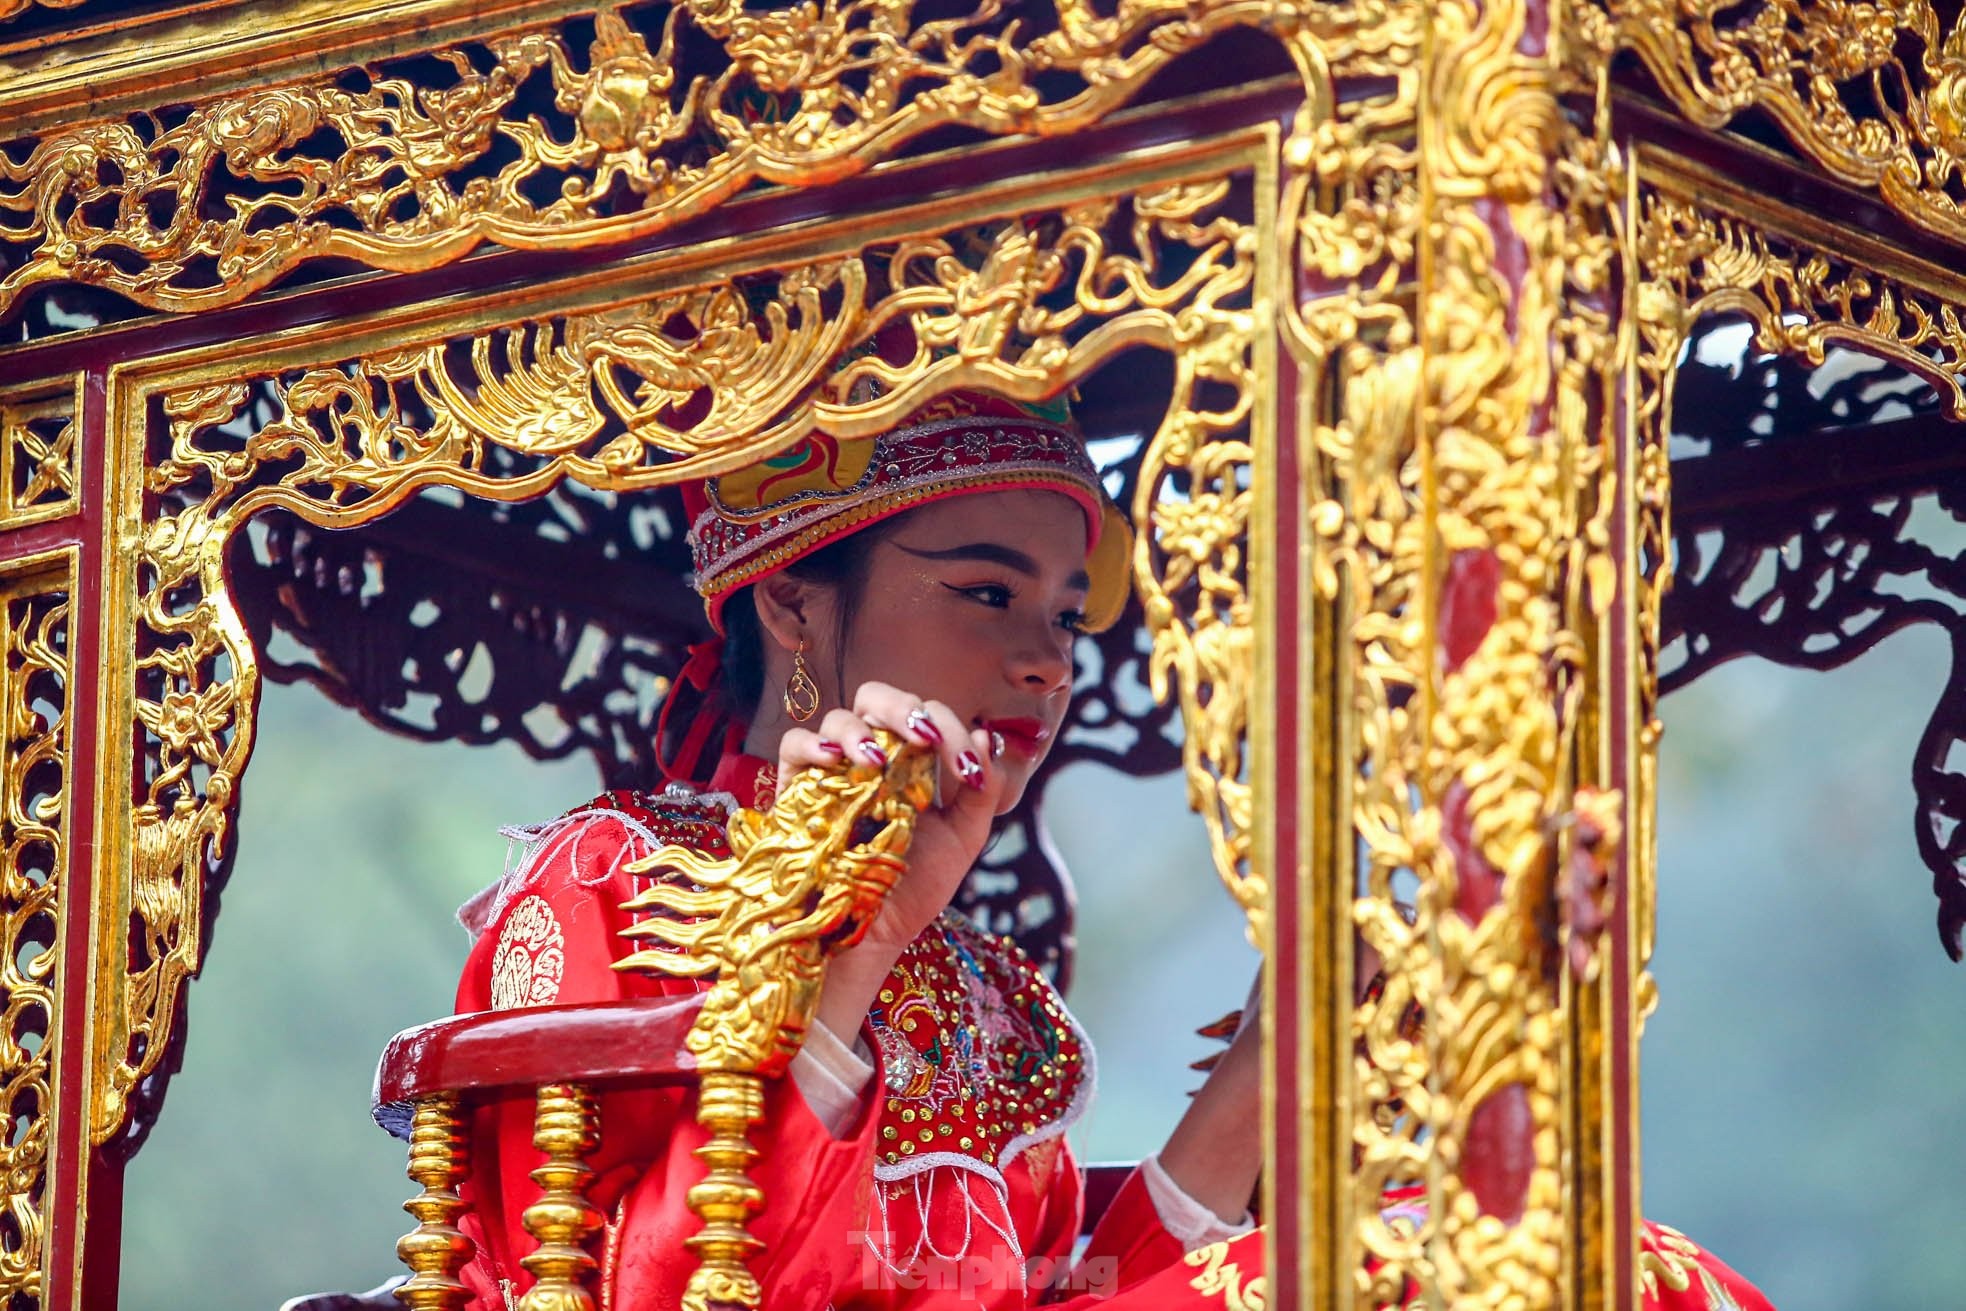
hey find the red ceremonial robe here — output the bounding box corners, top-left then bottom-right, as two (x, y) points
(449, 754), (1776, 1311)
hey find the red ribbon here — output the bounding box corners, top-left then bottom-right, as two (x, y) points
(655, 638), (744, 786)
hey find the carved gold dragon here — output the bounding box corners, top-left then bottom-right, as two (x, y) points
(614, 729), (935, 1311)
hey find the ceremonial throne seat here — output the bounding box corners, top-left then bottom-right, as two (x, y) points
(338, 989), (1134, 1309)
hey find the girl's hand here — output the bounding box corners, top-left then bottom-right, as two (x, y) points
(1158, 973), (1265, 1224)
(775, 681), (1008, 1036)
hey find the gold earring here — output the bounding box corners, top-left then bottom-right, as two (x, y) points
(784, 640), (820, 723)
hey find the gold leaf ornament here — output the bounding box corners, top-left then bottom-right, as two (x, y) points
(1184, 1239), (1266, 1310)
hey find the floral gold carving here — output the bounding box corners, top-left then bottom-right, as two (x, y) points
(0, 379), (81, 530)
(0, 559), (71, 1311)
(1636, 170), (1966, 414)
(39, 0), (1642, 1301)
(0, 0), (1274, 325)
(1595, 0), (1966, 251)
(1283, 0), (1617, 1301)
(1633, 151), (1966, 968)
(0, 0), (1845, 1302)
(107, 175), (1264, 1166)
(1130, 175), (1266, 930)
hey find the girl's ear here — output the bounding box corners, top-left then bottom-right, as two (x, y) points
(752, 573), (815, 655)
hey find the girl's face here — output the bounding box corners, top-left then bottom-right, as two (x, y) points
(825, 489), (1091, 812)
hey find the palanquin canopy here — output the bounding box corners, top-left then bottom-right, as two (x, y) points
(2, 0), (1964, 1306)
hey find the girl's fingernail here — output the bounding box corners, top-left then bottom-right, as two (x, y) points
(905, 708), (942, 745)
(988, 730), (1005, 760)
(817, 739), (845, 757)
(858, 739), (889, 767)
(957, 752), (985, 790)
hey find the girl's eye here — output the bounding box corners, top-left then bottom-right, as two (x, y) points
(943, 583), (1085, 632)
(947, 583), (1013, 607)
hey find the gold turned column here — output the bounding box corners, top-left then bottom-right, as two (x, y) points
(517, 1082), (603, 1311)
(395, 1093), (473, 1311)
(681, 1071), (767, 1311)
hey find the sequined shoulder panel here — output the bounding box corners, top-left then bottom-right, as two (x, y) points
(582, 785), (735, 859)
(869, 911), (1089, 1179)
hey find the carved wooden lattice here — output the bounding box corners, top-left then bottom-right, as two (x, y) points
(1661, 325), (1966, 957)
(0, 567), (68, 1305)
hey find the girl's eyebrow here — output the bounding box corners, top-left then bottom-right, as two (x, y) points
(893, 541), (1091, 592)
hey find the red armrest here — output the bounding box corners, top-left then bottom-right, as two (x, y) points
(373, 995), (705, 1123)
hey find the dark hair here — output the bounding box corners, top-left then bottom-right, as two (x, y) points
(720, 514), (905, 719)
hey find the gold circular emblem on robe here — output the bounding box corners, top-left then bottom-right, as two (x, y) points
(491, 895), (566, 1009)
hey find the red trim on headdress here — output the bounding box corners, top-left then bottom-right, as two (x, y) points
(686, 410), (1113, 634)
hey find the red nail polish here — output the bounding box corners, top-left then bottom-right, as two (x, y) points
(817, 739), (845, 756)
(858, 739), (889, 768)
(906, 709), (943, 745)
(957, 752), (985, 790)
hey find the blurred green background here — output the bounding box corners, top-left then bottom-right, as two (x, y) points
(1645, 624), (1966, 1307)
(117, 624), (1966, 1309)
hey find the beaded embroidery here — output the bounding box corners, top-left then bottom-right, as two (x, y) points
(583, 786), (736, 859)
(464, 784), (741, 943)
(581, 787), (738, 954)
(869, 910), (1089, 1181)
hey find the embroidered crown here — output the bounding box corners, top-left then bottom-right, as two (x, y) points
(682, 389), (1131, 634)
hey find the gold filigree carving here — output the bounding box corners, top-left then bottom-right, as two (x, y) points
(1629, 169), (1689, 1031)
(0, 0), (83, 16)
(1627, 152), (1966, 1018)
(1636, 163), (1966, 412)
(1273, 7), (1432, 1303)
(1286, 0), (1615, 1301)
(615, 729), (933, 1065)
(1129, 175), (1265, 931)
(0, 0), (1277, 324)
(617, 730), (936, 1310)
(147, 191), (1253, 515)
(0, 378), (81, 529)
(0, 558), (71, 1310)
(1595, 0), (1966, 250)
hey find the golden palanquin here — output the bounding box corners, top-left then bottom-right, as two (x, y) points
(4, 0), (1965, 1306)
